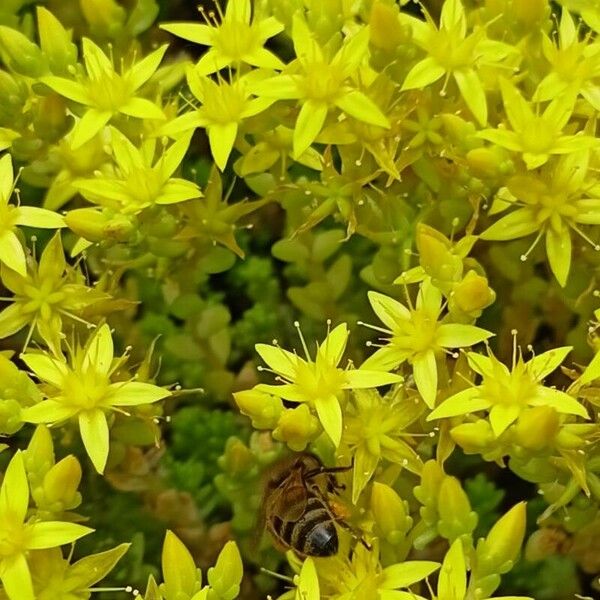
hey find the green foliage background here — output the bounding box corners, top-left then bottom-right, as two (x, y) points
(0, 0), (598, 599)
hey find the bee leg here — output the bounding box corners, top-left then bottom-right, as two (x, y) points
(332, 515), (372, 551)
(309, 486), (372, 552)
(305, 456), (355, 480)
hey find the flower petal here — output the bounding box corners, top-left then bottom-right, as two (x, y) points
(21, 400), (77, 424)
(343, 369), (402, 389)
(14, 206), (65, 228)
(367, 291), (410, 331)
(380, 561), (441, 590)
(109, 381), (171, 406)
(0, 303), (30, 339)
(412, 349), (437, 409)
(255, 343), (299, 379)
(401, 57), (445, 91)
(21, 353), (68, 387)
(530, 387), (588, 418)
(71, 109), (112, 150)
(79, 409), (110, 473)
(120, 97), (165, 120)
(83, 324), (113, 375)
(0, 451), (28, 524)
(0, 230), (26, 276)
(255, 383), (307, 402)
(27, 521), (93, 549)
(528, 346), (572, 381)
(1, 552), (34, 600)
(314, 394), (342, 447)
(454, 68), (487, 126)
(489, 403), (521, 436)
(334, 90), (390, 128)
(436, 324), (493, 348)
(427, 387), (490, 420)
(480, 208), (538, 241)
(208, 122), (238, 171)
(125, 45), (167, 90)
(360, 346), (409, 371)
(293, 100), (328, 158)
(546, 225), (571, 287)
(318, 323), (348, 365)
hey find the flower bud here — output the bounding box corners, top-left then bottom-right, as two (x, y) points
(369, 1), (406, 50)
(43, 455), (82, 508)
(219, 437), (254, 477)
(37, 7), (77, 74)
(25, 424), (55, 476)
(0, 399), (23, 436)
(207, 540), (243, 600)
(451, 420), (496, 453)
(273, 404), (321, 452)
(477, 502), (526, 575)
(437, 476), (478, 542)
(0, 26), (48, 77)
(416, 224), (462, 284)
(80, 0), (126, 36)
(370, 482), (413, 544)
(233, 389), (283, 429)
(65, 208), (111, 242)
(450, 271), (496, 318)
(514, 406), (559, 451)
(512, 0), (548, 27)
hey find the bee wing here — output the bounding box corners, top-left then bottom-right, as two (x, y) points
(270, 480), (309, 522)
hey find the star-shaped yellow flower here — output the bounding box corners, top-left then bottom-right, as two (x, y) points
(428, 346), (588, 436)
(253, 322), (402, 446)
(41, 39), (166, 149)
(20, 324), (171, 473)
(161, 0), (284, 75)
(362, 281), (493, 408)
(0, 451), (92, 600)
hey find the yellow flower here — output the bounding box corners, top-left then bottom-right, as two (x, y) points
(161, 69), (274, 170)
(0, 451), (92, 600)
(0, 232), (111, 356)
(481, 151), (600, 287)
(253, 322), (402, 446)
(477, 78), (598, 170)
(161, 0), (284, 75)
(20, 324), (171, 473)
(362, 280), (493, 408)
(428, 346), (588, 437)
(72, 128), (201, 215)
(251, 13), (390, 157)
(400, 0), (515, 125)
(41, 39), (166, 149)
(0, 155), (64, 277)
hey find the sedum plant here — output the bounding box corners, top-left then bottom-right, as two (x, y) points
(0, 0), (597, 599)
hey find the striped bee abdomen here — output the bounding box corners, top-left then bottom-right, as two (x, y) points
(293, 497), (338, 557)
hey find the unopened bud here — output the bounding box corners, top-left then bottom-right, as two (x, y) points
(233, 389), (283, 430)
(370, 482), (412, 544)
(273, 404), (320, 452)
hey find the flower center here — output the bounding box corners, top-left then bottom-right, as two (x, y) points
(215, 21), (257, 61)
(302, 62), (344, 101)
(88, 72), (129, 112)
(63, 370), (109, 410)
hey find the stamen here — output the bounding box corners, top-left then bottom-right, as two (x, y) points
(294, 320), (312, 361)
(357, 320), (391, 335)
(520, 230), (544, 262)
(511, 329), (518, 370)
(570, 223), (600, 251)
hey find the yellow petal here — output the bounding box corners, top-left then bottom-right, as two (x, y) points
(0, 451), (28, 524)
(27, 521), (93, 549)
(412, 349), (437, 409)
(0, 552), (34, 600)
(318, 323), (348, 365)
(83, 324), (113, 375)
(0, 230), (26, 276)
(109, 381), (171, 406)
(314, 394), (342, 447)
(78, 409), (109, 473)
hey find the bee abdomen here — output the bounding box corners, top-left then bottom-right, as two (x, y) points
(294, 506), (338, 557)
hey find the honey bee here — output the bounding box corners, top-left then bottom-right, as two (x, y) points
(261, 452), (367, 557)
